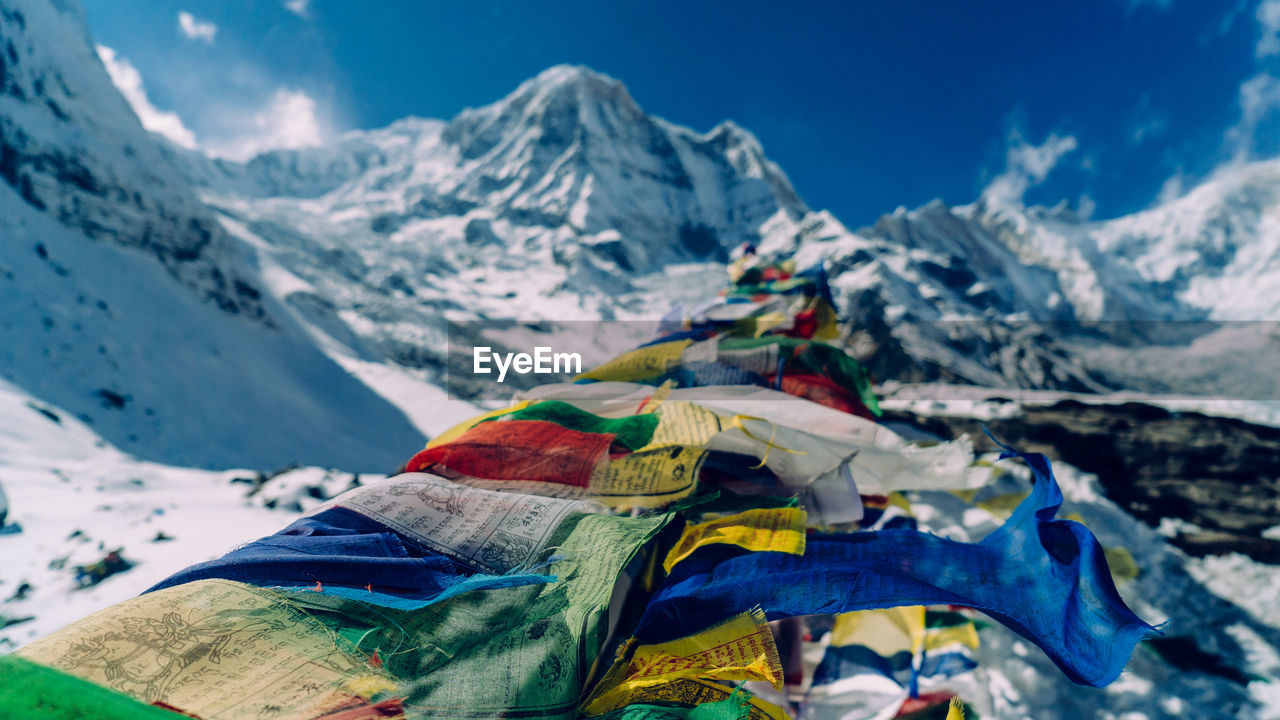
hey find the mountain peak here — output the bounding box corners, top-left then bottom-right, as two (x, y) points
(443, 63), (648, 166)
(524, 64), (622, 92)
(497, 63), (643, 123)
(705, 119), (763, 152)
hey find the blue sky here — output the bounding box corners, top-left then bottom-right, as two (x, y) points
(84, 0), (1280, 227)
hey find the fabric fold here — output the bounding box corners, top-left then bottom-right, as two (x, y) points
(634, 449), (1156, 687)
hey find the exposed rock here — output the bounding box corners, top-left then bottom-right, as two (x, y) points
(884, 399), (1280, 563)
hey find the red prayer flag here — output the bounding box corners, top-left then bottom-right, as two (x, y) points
(406, 420), (614, 488)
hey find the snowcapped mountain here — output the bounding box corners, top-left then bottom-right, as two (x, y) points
(1009, 159), (1280, 322)
(187, 65), (806, 273)
(0, 0), (426, 470)
(773, 163), (1280, 395)
(173, 63), (1280, 400)
(166, 65), (825, 400)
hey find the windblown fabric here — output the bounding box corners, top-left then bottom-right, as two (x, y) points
(583, 608), (784, 715)
(516, 383), (989, 497)
(919, 609), (980, 679)
(655, 277), (839, 342)
(805, 605), (980, 720)
(594, 690), (780, 720)
(425, 400), (532, 449)
(308, 473), (606, 574)
(729, 265), (836, 306)
(663, 508), (807, 573)
(713, 337), (880, 418)
(633, 448), (1155, 687)
(576, 335), (879, 419)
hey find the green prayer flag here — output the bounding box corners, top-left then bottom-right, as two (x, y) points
(481, 400), (660, 450)
(0, 654), (187, 720)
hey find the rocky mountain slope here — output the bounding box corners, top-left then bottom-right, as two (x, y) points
(0, 1), (261, 318)
(0, 0), (425, 470)
(881, 386), (1280, 564)
(780, 162), (1280, 395)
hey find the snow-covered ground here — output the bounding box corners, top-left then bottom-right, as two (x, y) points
(0, 377), (269, 645)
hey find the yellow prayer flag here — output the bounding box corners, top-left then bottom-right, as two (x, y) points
(582, 607), (784, 715)
(924, 623), (981, 652)
(610, 678), (790, 720)
(18, 579), (390, 720)
(752, 311), (789, 337)
(589, 443), (707, 509)
(829, 606), (926, 656)
(576, 340), (693, 383)
(663, 507), (807, 574)
(648, 401), (725, 446)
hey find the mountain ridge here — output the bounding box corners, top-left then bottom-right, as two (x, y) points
(166, 64), (1280, 397)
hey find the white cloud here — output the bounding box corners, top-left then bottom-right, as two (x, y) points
(177, 11), (218, 45)
(1156, 169), (1186, 204)
(209, 88), (326, 161)
(96, 45), (329, 161)
(96, 45), (199, 150)
(1258, 0), (1280, 57)
(1212, 3), (1280, 164)
(1077, 193), (1097, 221)
(981, 132), (1079, 207)
(284, 0), (311, 18)
(1226, 73), (1280, 161)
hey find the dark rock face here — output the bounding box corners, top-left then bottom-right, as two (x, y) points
(0, 0), (267, 322)
(884, 399), (1280, 563)
(839, 301), (1113, 393)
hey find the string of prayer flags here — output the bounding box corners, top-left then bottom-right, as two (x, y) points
(306, 472), (605, 574)
(15, 254), (1158, 719)
(478, 400), (661, 451)
(274, 512), (669, 720)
